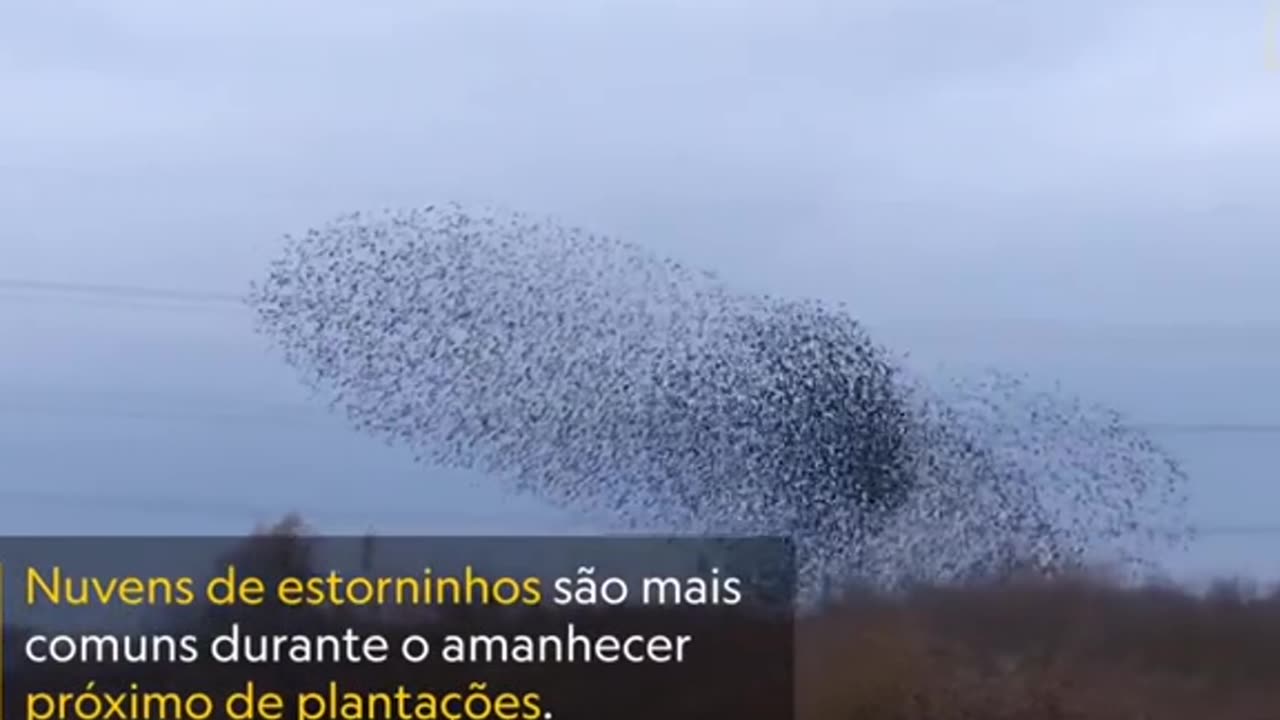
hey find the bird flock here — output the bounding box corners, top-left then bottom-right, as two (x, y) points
(249, 204), (1191, 602)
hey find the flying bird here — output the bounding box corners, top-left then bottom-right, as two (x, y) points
(249, 203), (1191, 600)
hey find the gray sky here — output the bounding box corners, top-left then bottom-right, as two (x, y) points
(1, 1), (1278, 582)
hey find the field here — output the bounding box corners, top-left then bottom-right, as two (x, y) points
(798, 571), (1280, 719)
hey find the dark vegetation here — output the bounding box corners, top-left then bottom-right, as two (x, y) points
(797, 570), (1280, 720)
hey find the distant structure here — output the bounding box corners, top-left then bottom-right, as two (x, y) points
(249, 203), (1191, 600)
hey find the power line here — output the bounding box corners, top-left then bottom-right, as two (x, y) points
(0, 487), (1274, 537)
(1193, 524), (1280, 536)
(0, 487), (514, 526)
(0, 278), (244, 305)
(1137, 423), (1280, 435)
(3, 276), (1280, 336)
(6, 400), (1280, 435)
(0, 292), (248, 316)
(4, 277), (1280, 432)
(0, 402), (330, 429)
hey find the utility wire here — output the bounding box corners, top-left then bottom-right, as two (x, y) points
(5, 401), (1280, 435)
(0, 487), (1272, 537)
(0, 402), (331, 429)
(4, 276), (1280, 335)
(0, 292), (247, 315)
(1192, 524), (1280, 536)
(0, 487), (517, 526)
(5, 278), (1280, 434)
(0, 278), (244, 304)
(1136, 423), (1280, 435)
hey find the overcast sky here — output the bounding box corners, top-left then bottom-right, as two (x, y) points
(1, 1), (1278, 582)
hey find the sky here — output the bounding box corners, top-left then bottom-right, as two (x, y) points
(1, 0), (1278, 583)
